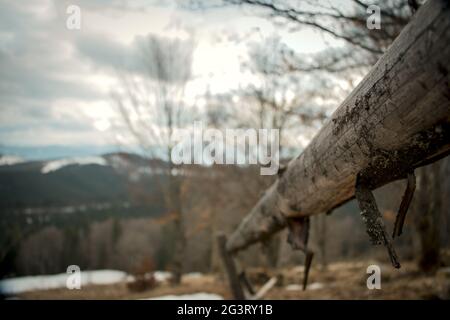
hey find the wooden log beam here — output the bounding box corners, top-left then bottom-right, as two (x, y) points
(227, 0), (450, 253)
(217, 233), (245, 299)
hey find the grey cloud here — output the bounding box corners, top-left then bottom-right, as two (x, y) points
(0, 0), (109, 147)
(75, 32), (194, 84)
(0, 2), (102, 104)
(75, 33), (132, 71)
(0, 1), (40, 32)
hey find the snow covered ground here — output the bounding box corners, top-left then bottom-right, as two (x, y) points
(0, 155), (24, 166)
(285, 282), (325, 291)
(0, 270), (128, 295)
(144, 293), (223, 300)
(0, 270), (224, 300)
(153, 271), (172, 283)
(41, 156), (107, 174)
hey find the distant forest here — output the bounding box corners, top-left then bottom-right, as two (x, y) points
(1, 153), (449, 278)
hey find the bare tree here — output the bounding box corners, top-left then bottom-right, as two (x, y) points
(200, 36), (334, 268)
(413, 161), (444, 273)
(112, 35), (196, 284)
(242, 36), (333, 145)
(222, 0), (416, 65)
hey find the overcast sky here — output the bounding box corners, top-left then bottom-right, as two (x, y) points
(0, 0), (340, 158)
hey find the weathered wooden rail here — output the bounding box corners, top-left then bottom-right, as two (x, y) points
(219, 0), (450, 299)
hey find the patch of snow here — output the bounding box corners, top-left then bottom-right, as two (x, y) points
(108, 154), (132, 170)
(153, 271), (172, 283)
(285, 284), (303, 291)
(86, 270), (128, 285)
(307, 282), (325, 290)
(144, 293), (223, 300)
(126, 275), (136, 283)
(41, 156), (107, 174)
(286, 282), (325, 291)
(0, 270), (127, 295)
(0, 155), (24, 166)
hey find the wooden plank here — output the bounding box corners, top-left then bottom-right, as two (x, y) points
(252, 277), (278, 300)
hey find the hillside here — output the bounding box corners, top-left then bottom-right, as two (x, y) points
(0, 153), (168, 210)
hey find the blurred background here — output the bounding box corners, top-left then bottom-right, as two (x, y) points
(0, 0), (449, 299)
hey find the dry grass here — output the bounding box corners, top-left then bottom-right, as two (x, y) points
(17, 260), (444, 300)
(263, 261), (439, 299)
